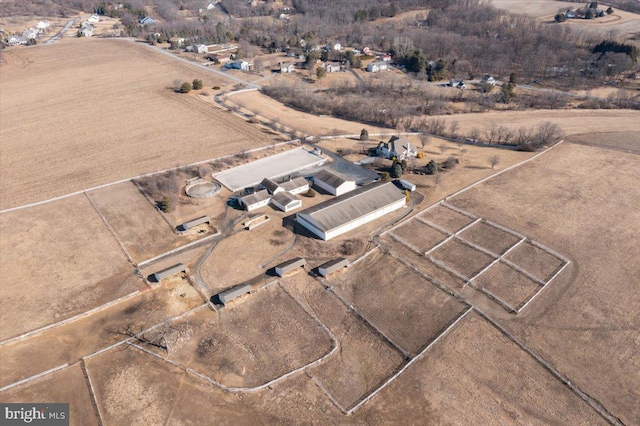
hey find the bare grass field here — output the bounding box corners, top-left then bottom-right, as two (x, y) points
(418, 204), (475, 234)
(0, 276), (203, 388)
(459, 220), (522, 255)
(474, 261), (542, 310)
(566, 131), (640, 154)
(0, 39), (275, 209)
(389, 219), (448, 253)
(86, 181), (189, 263)
(503, 241), (565, 282)
(143, 285), (333, 388)
(430, 239), (495, 278)
(329, 250), (467, 355)
(446, 141), (640, 423)
(359, 311), (607, 424)
(0, 194), (143, 341)
(0, 364), (98, 426)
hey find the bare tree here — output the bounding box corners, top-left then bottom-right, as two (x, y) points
(439, 143), (447, 154)
(449, 120), (459, 139)
(488, 154), (501, 169)
(468, 127), (481, 142)
(419, 133), (432, 148)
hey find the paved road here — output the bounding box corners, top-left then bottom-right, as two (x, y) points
(44, 19), (76, 44)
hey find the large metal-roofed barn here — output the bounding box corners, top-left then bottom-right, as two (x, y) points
(296, 182), (406, 240)
(313, 169), (356, 196)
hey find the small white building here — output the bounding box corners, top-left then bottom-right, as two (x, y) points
(271, 192), (302, 212)
(239, 190), (271, 212)
(280, 63), (295, 73)
(366, 61), (389, 73)
(379, 54), (392, 62)
(323, 62), (341, 73)
(297, 182), (406, 241)
(449, 79), (466, 90)
(313, 169), (356, 196)
(207, 2), (216, 11)
(192, 44), (208, 54)
(228, 60), (252, 71)
(78, 24), (94, 37)
(88, 14), (100, 23)
(22, 28), (38, 40)
(138, 16), (156, 25)
(280, 176), (310, 195)
(36, 20), (50, 32)
(480, 74), (496, 86)
(6, 35), (26, 46)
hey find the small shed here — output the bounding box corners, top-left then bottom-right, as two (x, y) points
(240, 189), (271, 212)
(217, 283), (251, 305)
(275, 257), (306, 277)
(149, 263), (186, 282)
(318, 258), (349, 277)
(178, 215), (210, 232)
(260, 178), (284, 195)
(271, 192), (302, 213)
(313, 169), (356, 196)
(279, 176), (309, 195)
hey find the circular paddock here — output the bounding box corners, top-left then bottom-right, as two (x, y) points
(185, 181), (221, 198)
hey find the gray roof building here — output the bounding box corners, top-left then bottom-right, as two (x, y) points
(280, 176), (310, 194)
(296, 182), (406, 240)
(178, 215), (210, 232)
(271, 191), (302, 212)
(275, 257), (306, 276)
(217, 283), (251, 305)
(313, 169), (356, 196)
(149, 263), (186, 282)
(239, 189), (271, 211)
(260, 178), (283, 194)
(318, 258), (350, 277)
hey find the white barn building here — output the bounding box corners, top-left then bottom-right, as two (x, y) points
(271, 192), (302, 213)
(296, 182), (406, 241)
(239, 190), (271, 212)
(313, 169), (356, 196)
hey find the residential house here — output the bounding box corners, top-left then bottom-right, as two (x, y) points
(376, 136), (416, 160)
(449, 79), (466, 89)
(6, 35), (26, 45)
(379, 53), (392, 62)
(206, 2), (217, 11)
(138, 16), (156, 25)
(480, 74), (496, 85)
(78, 24), (94, 37)
(22, 28), (38, 40)
(323, 62), (341, 73)
(366, 61), (389, 73)
(87, 14), (100, 23)
(169, 36), (185, 47)
(191, 44), (208, 54)
(36, 21), (50, 32)
(279, 62), (295, 73)
(228, 60), (252, 71)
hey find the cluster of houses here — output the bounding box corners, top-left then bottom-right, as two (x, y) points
(561, 6), (611, 20)
(5, 20), (49, 46)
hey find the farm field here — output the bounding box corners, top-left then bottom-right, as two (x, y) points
(0, 38), (276, 209)
(139, 285), (334, 388)
(360, 311), (607, 424)
(1, 364), (99, 426)
(490, 0), (579, 17)
(446, 141), (640, 424)
(566, 131), (640, 154)
(0, 194), (143, 341)
(329, 250), (467, 355)
(0, 277), (204, 388)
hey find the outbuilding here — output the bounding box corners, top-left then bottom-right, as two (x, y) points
(318, 258), (349, 277)
(275, 257), (306, 277)
(177, 215), (210, 232)
(217, 283), (251, 305)
(239, 189), (271, 211)
(279, 176), (309, 195)
(313, 169), (356, 196)
(149, 263), (186, 282)
(260, 178), (284, 195)
(271, 192), (302, 212)
(296, 182), (406, 241)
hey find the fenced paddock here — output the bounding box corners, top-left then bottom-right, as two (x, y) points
(380, 201), (570, 314)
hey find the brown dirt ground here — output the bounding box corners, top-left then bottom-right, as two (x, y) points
(0, 194), (143, 341)
(141, 285), (333, 388)
(329, 250), (467, 355)
(503, 241), (565, 282)
(0, 38), (276, 209)
(0, 363), (99, 426)
(357, 311), (607, 425)
(431, 239), (496, 278)
(447, 141), (640, 424)
(389, 219), (448, 253)
(474, 261), (542, 310)
(459, 220), (522, 255)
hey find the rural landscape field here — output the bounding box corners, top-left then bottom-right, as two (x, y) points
(1, 0), (638, 424)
